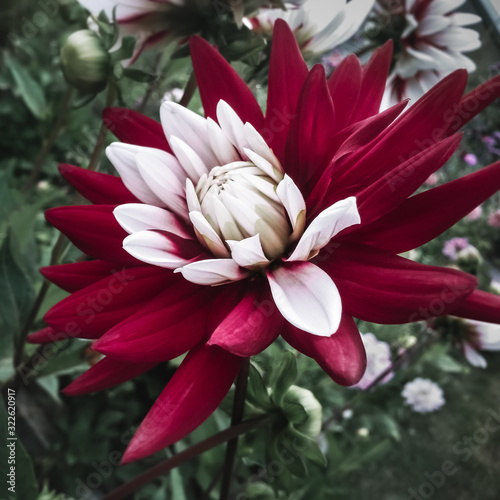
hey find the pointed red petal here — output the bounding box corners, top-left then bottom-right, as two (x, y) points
(93, 284), (214, 362)
(121, 344), (242, 463)
(103, 107), (171, 151)
(284, 64), (335, 191)
(45, 205), (137, 265)
(190, 36), (264, 128)
(327, 54), (362, 131)
(282, 313), (366, 386)
(265, 19), (309, 161)
(59, 164), (138, 205)
(40, 260), (117, 293)
(63, 357), (156, 396)
(44, 266), (171, 337)
(207, 281), (282, 357)
(27, 327), (66, 344)
(450, 289), (500, 324)
(349, 41), (393, 123)
(349, 160), (500, 254)
(447, 75), (500, 135)
(320, 243), (477, 324)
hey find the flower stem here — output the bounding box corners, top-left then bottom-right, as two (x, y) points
(219, 357), (250, 500)
(179, 71), (198, 108)
(104, 414), (274, 500)
(23, 87), (73, 192)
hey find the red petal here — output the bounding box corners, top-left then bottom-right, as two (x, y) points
(349, 41), (393, 123)
(121, 344), (242, 463)
(59, 164), (138, 205)
(40, 260), (117, 293)
(265, 19), (309, 161)
(320, 243), (477, 324)
(44, 266), (171, 338)
(103, 107), (171, 152)
(45, 205), (137, 265)
(447, 75), (500, 135)
(190, 36), (264, 128)
(93, 284), (214, 362)
(284, 64), (335, 191)
(327, 54), (362, 131)
(27, 326), (66, 344)
(350, 160), (500, 254)
(282, 313), (366, 386)
(207, 281), (282, 357)
(450, 289), (500, 324)
(332, 70), (468, 193)
(63, 357), (156, 396)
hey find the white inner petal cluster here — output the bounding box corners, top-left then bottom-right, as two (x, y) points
(106, 99), (361, 337)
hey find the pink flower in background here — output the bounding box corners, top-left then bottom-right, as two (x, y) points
(352, 333), (393, 390)
(488, 209), (500, 228)
(424, 172), (439, 186)
(464, 153), (478, 166)
(465, 205), (482, 221)
(442, 237), (469, 260)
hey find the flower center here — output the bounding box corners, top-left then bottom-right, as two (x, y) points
(194, 161), (290, 260)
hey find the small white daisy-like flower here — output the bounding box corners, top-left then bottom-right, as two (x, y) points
(402, 378), (445, 413)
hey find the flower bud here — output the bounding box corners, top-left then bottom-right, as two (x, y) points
(60, 30), (111, 93)
(282, 385), (322, 438)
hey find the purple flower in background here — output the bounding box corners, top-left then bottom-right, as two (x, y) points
(464, 153), (478, 166)
(442, 237), (470, 260)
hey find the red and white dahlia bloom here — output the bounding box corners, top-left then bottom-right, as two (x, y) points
(248, 0), (375, 56)
(32, 21), (500, 463)
(380, 0), (481, 108)
(459, 319), (500, 368)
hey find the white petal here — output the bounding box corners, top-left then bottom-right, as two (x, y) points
(106, 143), (165, 207)
(227, 235), (269, 269)
(267, 262), (342, 336)
(160, 102), (219, 168)
(123, 231), (196, 269)
(189, 211), (230, 258)
(175, 259), (248, 285)
(185, 178), (202, 213)
(114, 204), (191, 238)
(169, 136), (209, 183)
(468, 320), (500, 350)
(416, 15), (451, 37)
(288, 197), (360, 262)
(448, 13), (481, 26)
(243, 148), (283, 183)
(135, 150), (188, 220)
(426, 0), (465, 16)
(216, 100), (250, 158)
(207, 118), (240, 166)
(463, 342), (487, 368)
(244, 122), (284, 174)
(276, 174), (306, 242)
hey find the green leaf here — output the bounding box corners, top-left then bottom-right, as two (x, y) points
(5, 55), (49, 120)
(34, 340), (89, 378)
(169, 468), (186, 500)
(270, 351), (297, 407)
(247, 363), (274, 410)
(110, 36), (136, 63)
(122, 68), (157, 83)
(286, 426), (327, 468)
(433, 353), (465, 373)
(0, 399), (39, 500)
(372, 414), (401, 441)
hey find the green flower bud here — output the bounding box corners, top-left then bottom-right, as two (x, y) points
(60, 30), (111, 93)
(282, 385), (322, 438)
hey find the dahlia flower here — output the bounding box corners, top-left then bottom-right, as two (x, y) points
(31, 21), (500, 463)
(352, 332), (392, 390)
(380, 0), (481, 108)
(459, 319), (500, 368)
(248, 0), (375, 56)
(402, 378), (445, 413)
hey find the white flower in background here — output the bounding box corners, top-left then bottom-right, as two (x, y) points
(248, 0), (375, 56)
(460, 319), (500, 368)
(402, 378), (445, 413)
(352, 333), (393, 390)
(381, 0), (481, 108)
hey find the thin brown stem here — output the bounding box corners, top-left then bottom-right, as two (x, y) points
(23, 87), (73, 192)
(179, 71), (198, 108)
(104, 414), (274, 500)
(219, 358), (250, 500)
